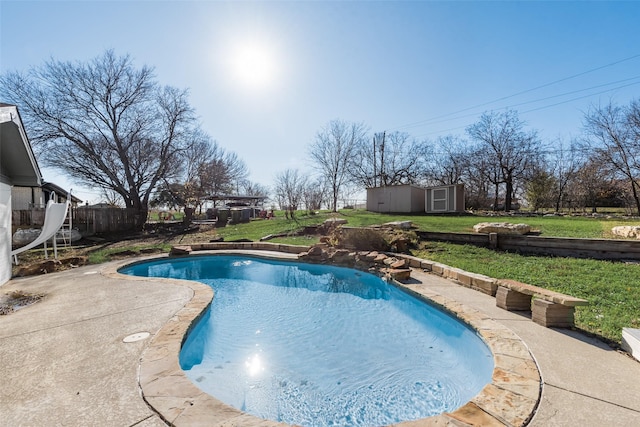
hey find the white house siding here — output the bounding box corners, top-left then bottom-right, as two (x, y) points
(0, 182), (12, 285)
(1, 103), (43, 286)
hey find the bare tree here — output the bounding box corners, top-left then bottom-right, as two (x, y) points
(302, 177), (327, 213)
(583, 99), (640, 215)
(0, 50), (202, 229)
(273, 169), (307, 218)
(569, 157), (614, 212)
(309, 119), (367, 212)
(425, 135), (469, 186)
(153, 138), (248, 212)
(101, 188), (125, 208)
(198, 144), (249, 202)
(350, 131), (429, 187)
(548, 140), (582, 212)
(239, 180), (270, 197)
(466, 110), (540, 211)
(151, 182), (191, 211)
(176, 134), (217, 213)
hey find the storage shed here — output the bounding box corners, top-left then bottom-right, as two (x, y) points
(366, 185), (426, 213)
(425, 184), (465, 213)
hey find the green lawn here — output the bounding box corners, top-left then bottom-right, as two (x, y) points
(211, 209), (640, 344)
(414, 242), (640, 344)
(331, 209), (639, 238)
(114, 209), (639, 344)
(215, 213), (327, 242)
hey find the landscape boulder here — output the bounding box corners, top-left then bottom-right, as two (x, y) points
(384, 221), (413, 230)
(611, 225), (640, 239)
(473, 222), (531, 235)
(170, 246), (192, 256)
(384, 268), (412, 282)
(375, 253), (389, 264)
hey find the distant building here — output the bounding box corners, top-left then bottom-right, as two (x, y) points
(12, 182), (82, 210)
(366, 183), (466, 214)
(366, 185), (426, 213)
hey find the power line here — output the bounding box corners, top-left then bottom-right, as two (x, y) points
(388, 53), (640, 132)
(520, 80), (640, 114)
(401, 76), (640, 133)
(408, 79), (640, 139)
(510, 75), (640, 108)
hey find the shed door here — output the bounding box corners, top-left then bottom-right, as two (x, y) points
(431, 188), (448, 212)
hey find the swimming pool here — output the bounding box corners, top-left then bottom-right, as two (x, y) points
(121, 255), (494, 426)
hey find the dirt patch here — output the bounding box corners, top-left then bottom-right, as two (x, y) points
(14, 256), (88, 277)
(10, 224), (222, 278)
(0, 290), (45, 315)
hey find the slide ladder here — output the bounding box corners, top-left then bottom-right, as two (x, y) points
(11, 192), (71, 264)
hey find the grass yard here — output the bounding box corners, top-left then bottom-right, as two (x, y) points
(414, 242), (640, 344)
(332, 209), (639, 238)
(214, 209), (639, 344)
(16, 208), (639, 345)
(214, 213), (326, 242)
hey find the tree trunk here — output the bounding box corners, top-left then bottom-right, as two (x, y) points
(555, 187), (563, 212)
(631, 181), (640, 216)
(129, 198), (148, 231)
(134, 207), (148, 230)
(505, 179), (513, 211)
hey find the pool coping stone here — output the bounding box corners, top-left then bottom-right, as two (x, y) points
(105, 248), (540, 427)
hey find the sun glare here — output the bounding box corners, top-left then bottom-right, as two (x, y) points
(229, 42), (278, 90)
(245, 353), (264, 376)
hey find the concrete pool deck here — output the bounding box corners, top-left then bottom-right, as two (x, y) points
(1, 251), (639, 426)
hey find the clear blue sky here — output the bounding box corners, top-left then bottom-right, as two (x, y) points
(2, 0), (639, 204)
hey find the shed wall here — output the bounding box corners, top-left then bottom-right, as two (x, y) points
(455, 184), (465, 211)
(410, 185), (426, 212)
(367, 185), (425, 213)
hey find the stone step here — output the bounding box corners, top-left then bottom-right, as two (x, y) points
(622, 328), (640, 362)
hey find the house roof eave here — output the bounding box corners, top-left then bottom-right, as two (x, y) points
(0, 104), (43, 187)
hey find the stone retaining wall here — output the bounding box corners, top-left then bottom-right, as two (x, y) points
(416, 230), (640, 261)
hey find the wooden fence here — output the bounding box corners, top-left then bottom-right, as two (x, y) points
(11, 209), (46, 228)
(11, 207), (138, 234)
(73, 208), (138, 234)
(416, 231), (640, 261)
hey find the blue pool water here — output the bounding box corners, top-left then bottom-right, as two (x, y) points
(120, 255), (493, 426)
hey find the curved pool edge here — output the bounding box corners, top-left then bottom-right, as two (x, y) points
(104, 250), (540, 427)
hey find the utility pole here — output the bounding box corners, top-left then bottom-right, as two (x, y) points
(373, 131), (386, 187)
(379, 131), (386, 186)
(373, 135), (377, 187)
